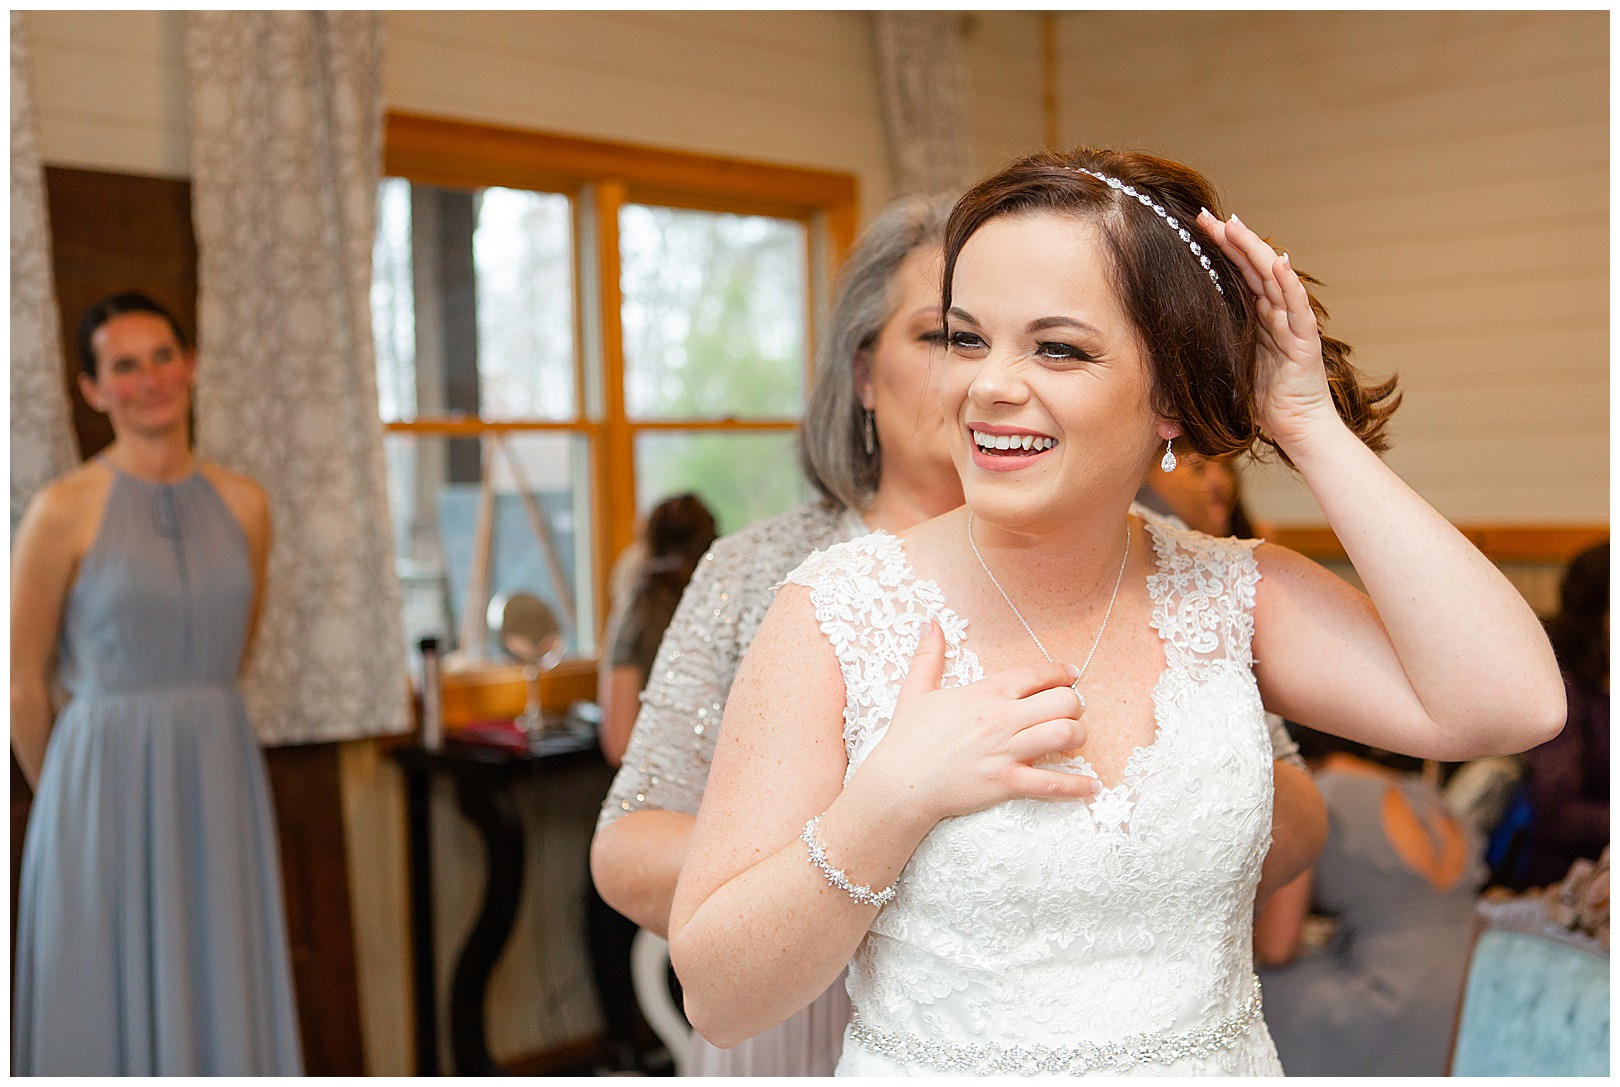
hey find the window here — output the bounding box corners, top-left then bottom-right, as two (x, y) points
(374, 114), (856, 680)
(618, 203), (809, 531)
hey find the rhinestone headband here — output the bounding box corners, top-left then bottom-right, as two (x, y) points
(1067, 167), (1223, 295)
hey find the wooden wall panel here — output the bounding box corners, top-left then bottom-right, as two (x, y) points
(43, 166), (197, 461)
(263, 745), (367, 1075)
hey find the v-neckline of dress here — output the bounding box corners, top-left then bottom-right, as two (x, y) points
(876, 521), (1181, 824)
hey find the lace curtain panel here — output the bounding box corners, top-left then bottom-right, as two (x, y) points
(186, 11), (407, 744)
(869, 12), (977, 197)
(10, 12), (79, 535)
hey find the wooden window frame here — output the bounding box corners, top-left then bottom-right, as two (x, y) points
(1269, 525), (1608, 565)
(380, 112), (858, 688)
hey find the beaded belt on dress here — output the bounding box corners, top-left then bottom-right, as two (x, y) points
(847, 974), (1264, 1076)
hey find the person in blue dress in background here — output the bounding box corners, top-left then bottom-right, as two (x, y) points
(10, 292), (302, 1074)
(1253, 725), (1485, 1076)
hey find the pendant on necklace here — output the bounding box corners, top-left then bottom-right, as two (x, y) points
(966, 511), (1131, 723)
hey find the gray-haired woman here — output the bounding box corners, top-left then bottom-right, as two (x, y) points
(590, 195), (1326, 1075)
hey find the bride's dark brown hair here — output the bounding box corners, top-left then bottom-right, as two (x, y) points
(941, 148), (1400, 461)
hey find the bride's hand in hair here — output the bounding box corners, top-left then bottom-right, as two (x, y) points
(854, 621), (1095, 824)
(1197, 211), (1342, 453)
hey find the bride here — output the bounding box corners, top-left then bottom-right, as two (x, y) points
(665, 148), (1565, 1076)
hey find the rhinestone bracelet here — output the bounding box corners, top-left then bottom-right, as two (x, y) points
(801, 814), (897, 908)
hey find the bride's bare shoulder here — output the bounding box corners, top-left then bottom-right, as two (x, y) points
(895, 506), (965, 553)
(729, 583), (846, 716)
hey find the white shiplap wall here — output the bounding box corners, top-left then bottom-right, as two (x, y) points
(26, 10), (191, 177)
(1054, 9), (1608, 526)
(963, 13), (1045, 177)
(26, 9), (1046, 226)
(385, 10), (893, 218)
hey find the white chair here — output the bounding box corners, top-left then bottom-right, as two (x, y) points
(630, 928), (691, 1076)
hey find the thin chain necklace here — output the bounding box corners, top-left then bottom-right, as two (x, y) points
(966, 512), (1131, 713)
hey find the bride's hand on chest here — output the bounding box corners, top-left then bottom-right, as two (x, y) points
(854, 620), (1099, 824)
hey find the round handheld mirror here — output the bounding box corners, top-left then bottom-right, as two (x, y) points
(487, 592), (564, 745)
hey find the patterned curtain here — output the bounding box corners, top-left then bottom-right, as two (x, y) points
(10, 12), (79, 535)
(870, 12), (978, 197)
(186, 11), (407, 744)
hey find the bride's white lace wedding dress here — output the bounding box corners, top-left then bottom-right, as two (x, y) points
(782, 517), (1284, 1076)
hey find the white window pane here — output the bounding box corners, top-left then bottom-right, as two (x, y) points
(372, 177), (416, 422)
(371, 181), (577, 424)
(619, 204), (806, 421)
(474, 187), (577, 420)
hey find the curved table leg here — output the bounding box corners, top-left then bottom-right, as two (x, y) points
(403, 767), (442, 1075)
(449, 776), (526, 1075)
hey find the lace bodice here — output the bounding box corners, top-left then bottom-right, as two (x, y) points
(782, 518), (1283, 1076)
(599, 503), (1299, 832)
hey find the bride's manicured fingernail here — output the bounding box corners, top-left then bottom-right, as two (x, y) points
(1280, 252), (1291, 266)
(1066, 664), (1081, 679)
(1198, 206), (1214, 220)
(1229, 213), (1243, 227)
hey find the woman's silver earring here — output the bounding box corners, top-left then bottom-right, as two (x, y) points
(864, 409), (876, 457)
(1160, 438), (1177, 473)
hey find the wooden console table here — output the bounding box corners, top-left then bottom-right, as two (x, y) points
(393, 728), (601, 1076)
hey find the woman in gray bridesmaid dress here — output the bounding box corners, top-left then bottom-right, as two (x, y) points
(10, 293), (302, 1075)
(1255, 728), (1486, 1076)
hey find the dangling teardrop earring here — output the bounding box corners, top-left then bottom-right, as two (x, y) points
(864, 409), (876, 457)
(1160, 438), (1177, 473)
